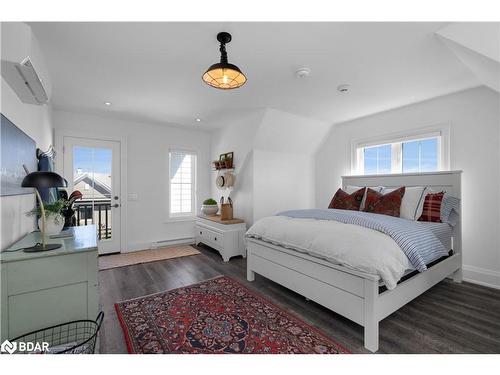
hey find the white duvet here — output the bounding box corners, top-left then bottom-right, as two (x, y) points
(246, 216), (412, 290)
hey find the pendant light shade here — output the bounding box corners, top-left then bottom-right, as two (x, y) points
(202, 32), (247, 90)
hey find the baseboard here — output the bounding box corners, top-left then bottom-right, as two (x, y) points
(150, 237), (195, 249)
(124, 238), (195, 253)
(462, 265), (500, 290)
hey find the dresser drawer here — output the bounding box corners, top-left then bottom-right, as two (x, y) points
(196, 225), (224, 250)
(195, 218), (246, 262)
(8, 282), (88, 339)
(7, 253), (90, 295)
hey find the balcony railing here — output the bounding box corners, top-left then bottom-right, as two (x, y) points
(74, 199), (111, 240)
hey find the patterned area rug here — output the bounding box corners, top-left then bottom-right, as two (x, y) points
(99, 246), (200, 270)
(115, 276), (349, 354)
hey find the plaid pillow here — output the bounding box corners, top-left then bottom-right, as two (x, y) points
(418, 192), (444, 223)
(363, 187), (406, 217)
(328, 187), (365, 211)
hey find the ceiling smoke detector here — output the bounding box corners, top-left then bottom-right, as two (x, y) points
(295, 67), (311, 78)
(337, 84), (350, 93)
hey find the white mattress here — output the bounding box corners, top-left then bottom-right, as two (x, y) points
(246, 216), (454, 291)
(246, 216), (411, 290)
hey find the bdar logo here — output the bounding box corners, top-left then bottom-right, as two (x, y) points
(1, 339), (17, 354)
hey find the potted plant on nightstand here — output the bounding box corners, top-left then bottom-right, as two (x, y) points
(26, 199), (66, 236)
(201, 198), (219, 216)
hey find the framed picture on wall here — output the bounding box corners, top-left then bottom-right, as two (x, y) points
(0, 114), (37, 196)
(223, 152), (233, 169)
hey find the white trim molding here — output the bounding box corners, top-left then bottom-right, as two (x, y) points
(463, 265), (500, 290)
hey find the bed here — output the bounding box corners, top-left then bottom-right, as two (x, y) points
(245, 170), (462, 352)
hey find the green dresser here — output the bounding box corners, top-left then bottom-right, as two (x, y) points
(0, 225), (99, 341)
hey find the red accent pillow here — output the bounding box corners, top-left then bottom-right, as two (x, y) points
(363, 187), (406, 217)
(328, 188), (365, 211)
(418, 192), (444, 223)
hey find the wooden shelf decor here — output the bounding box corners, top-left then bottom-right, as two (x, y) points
(213, 151), (234, 170)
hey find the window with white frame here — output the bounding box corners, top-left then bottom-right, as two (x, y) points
(353, 130), (447, 175)
(169, 150), (196, 217)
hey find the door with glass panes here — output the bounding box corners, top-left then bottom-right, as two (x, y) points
(63, 137), (121, 254)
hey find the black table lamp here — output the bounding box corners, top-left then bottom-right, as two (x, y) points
(21, 171), (68, 252)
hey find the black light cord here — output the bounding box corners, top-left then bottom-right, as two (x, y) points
(2, 243), (43, 252)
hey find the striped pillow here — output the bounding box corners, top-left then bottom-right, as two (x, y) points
(418, 192), (444, 223)
(441, 194), (460, 226)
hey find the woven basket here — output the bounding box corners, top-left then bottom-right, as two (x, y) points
(220, 203), (233, 221)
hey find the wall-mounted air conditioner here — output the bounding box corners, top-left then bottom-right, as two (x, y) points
(1, 57), (49, 105)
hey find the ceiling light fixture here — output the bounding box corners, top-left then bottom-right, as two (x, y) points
(104, 101), (112, 106)
(202, 32), (247, 90)
(195, 118), (201, 122)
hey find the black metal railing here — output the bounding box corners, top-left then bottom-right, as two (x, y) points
(74, 200), (111, 240)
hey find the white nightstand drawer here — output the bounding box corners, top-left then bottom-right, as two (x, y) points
(196, 225), (223, 250)
(195, 216), (246, 262)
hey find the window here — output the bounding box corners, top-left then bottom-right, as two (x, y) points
(353, 130), (447, 175)
(363, 144), (392, 174)
(169, 150), (196, 217)
(402, 138), (438, 173)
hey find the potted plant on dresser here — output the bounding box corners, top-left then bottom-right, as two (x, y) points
(201, 198), (219, 216)
(26, 198), (66, 235)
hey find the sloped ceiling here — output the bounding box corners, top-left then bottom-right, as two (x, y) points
(253, 108), (331, 155)
(27, 22), (480, 129)
(436, 23), (500, 92)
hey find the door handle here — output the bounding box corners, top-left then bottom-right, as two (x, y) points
(114, 196), (119, 200)
(113, 203), (120, 208)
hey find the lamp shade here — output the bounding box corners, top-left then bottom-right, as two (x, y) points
(202, 32), (247, 90)
(21, 171), (68, 189)
(202, 62), (247, 90)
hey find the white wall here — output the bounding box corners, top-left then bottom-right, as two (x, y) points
(1, 23), (54, 250)
(316, 86), (500, 288)
(210, 108), (329, 226)
(210, 109), (265, 226)
(53, 110), (211, 252)
(253, 150), (314, 220)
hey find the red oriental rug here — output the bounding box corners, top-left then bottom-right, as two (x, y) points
(115, 276), (349, 354)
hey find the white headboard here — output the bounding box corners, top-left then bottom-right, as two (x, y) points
(342, 170), (462, 198)
(341, 170), (462, 254)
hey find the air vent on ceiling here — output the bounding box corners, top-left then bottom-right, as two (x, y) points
(1, 57), (49, 105)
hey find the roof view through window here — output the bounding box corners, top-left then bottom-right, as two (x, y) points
(72, 146), (113, 239)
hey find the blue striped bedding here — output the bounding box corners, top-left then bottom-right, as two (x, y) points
(276, 209), (450, 272)
(441, 195), (461, 226)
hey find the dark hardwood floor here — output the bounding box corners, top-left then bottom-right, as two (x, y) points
(98, 245), (500, 354)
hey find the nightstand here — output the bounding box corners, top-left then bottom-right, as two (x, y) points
(195, 215), (246, 262)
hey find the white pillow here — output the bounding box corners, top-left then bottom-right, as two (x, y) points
(346, 185), (383, 211)
(381, 186), (426, 220)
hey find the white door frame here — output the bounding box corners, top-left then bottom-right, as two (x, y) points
(55, 129), (128, 254)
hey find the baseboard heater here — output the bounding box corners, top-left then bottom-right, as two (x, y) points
(150, 237), (195, 249)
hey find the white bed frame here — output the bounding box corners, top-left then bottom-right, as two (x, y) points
(246, 170), (462, 352)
